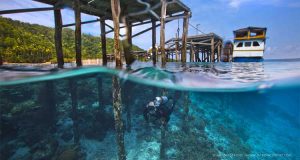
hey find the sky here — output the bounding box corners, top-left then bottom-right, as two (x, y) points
(1, 0), (300, 59)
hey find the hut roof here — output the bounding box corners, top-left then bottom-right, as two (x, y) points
(166, 33), (223, 44)
(234, 27), (267, 33)
(34, 0), (191, 23)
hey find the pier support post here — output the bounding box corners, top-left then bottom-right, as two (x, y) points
(69, 79), (79, 144)
(75, 0), (82, 66)
(112, 76), (126, 160)
(210, 36), (215, 62)
(0, 53), (3, 65)
(160, 0), (167, 67)
(175, 39), (179, 62)
(181, 11), (190, 63)
(152, 19), (157, 65)
(111, 0), (122, 67)
(54, 9), (64, 68)
(100, 18), (107, 65)
(123, 20), (134, 65)
(217, 42), (221, 62)
(111, 0), (126, 160)
(190, 43), (194, 62)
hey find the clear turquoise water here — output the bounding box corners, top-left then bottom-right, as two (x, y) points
(0, 61), (299, 160)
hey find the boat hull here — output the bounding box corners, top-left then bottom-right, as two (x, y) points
(233, 57), (264, 62)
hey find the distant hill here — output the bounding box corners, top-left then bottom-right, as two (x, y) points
(0, 16), (143, 63)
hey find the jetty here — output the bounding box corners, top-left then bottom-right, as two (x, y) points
(0, 0), (191, 68)
(165, 33), (223, 62)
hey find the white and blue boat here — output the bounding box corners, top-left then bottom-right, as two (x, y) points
(232, 27), (267, 62)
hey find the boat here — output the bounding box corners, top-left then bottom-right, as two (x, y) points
(232, 27), (267, 62)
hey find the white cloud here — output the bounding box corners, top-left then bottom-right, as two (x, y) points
(222, 0), (283, 9)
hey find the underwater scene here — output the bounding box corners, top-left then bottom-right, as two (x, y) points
(0, 62), (300, 160)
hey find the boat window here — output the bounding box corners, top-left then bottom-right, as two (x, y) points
(245, 42), (252, 47)
(250, 32), (257, 37)
(237, 42), (243, 47)
(253, 41), (260, 47)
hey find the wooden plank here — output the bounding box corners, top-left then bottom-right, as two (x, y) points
(75, 0), (82, 66)
(152, 19), (157, 64)
(54, 9), (64, 68)
(160, 0), (167, 67)
(100, 18), (107, 65)
(0, 7), (55, 15)
(181, 11), (190, 63)
(132, 20), (171, 38)
(62, 19), (100, 27)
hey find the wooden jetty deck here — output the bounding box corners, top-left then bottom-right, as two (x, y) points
(0, 0), (191, 68)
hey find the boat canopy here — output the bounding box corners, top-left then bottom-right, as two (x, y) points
(234, 27), (267, 41)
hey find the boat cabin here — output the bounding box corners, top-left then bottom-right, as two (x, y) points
(233, 27), (267, 62)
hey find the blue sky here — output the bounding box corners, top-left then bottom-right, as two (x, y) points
(1, 0), (300, 59)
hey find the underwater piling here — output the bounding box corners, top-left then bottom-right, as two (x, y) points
(111, 0), (126, 159)
(160, 125), (167, 160)
(69, 79), (80, 144)
(160, 88), (168, 160)
(39, 81), (56, 125)
(112, 76), (126, 160)
(97, 76), (103, 108)
(183, 92), (190, 131)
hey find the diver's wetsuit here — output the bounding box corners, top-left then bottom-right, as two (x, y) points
(143, 97), (175, 125)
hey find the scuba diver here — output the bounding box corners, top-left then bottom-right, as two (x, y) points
(143, 92), (180, 126)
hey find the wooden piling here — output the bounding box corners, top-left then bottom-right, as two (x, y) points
(210, 37), (215, 62)
(75, 0), (82, 66)
(190, 43), (194, 62)
(112, 76), (126, 160)
(111, 0), (122, 68)
(40, 81), (56, 125)
(97, 77), (103, 108)
(69, 79), (79, 144)
(160, 125), (167, 160)
(100, 18), (107, 65)
(182, 92), (190, 132)
(152, 19), (156, 65)
(111, 0), (126, 160)
(54, 9), (64, 68)
(0, 53), (3, 65)
(175, 40), (179, 62)
(123, 20), (135, 65)
(217, 43), (221, 62)
(181, 11), (190, 63)
(160, 0), (167, 67)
